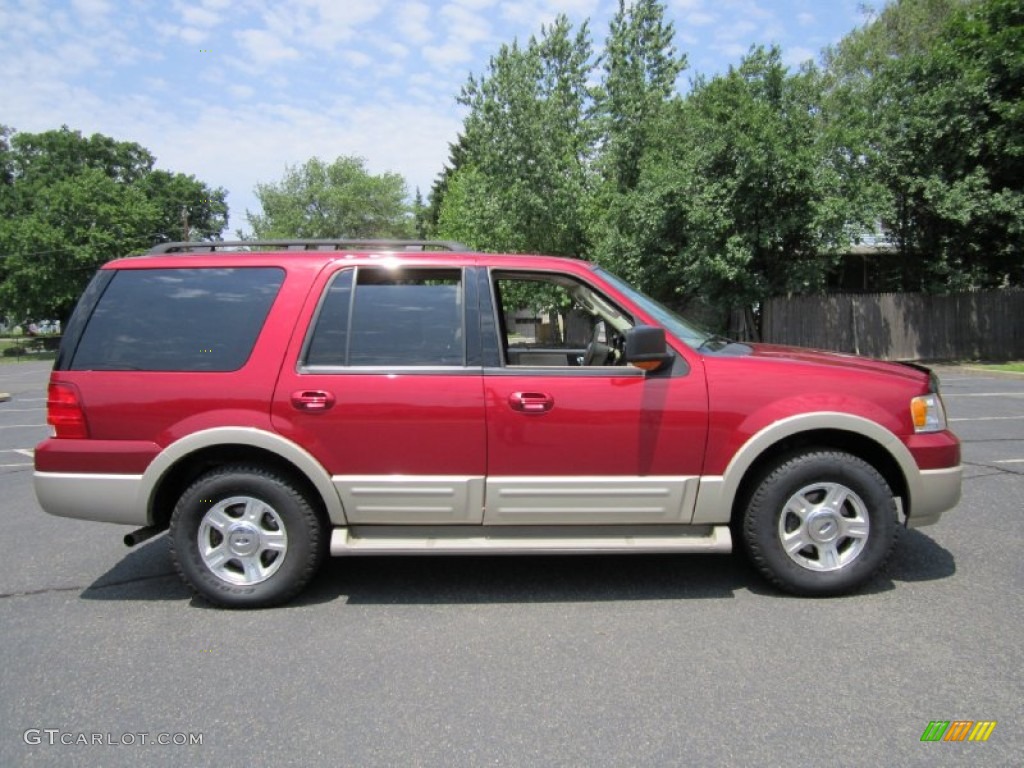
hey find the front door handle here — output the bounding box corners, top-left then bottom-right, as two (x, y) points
(508, 391), (554, 414)
(291, 390), (336, 412)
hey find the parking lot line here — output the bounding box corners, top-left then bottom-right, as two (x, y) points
(0, 424), (46, 429)
(949, 416), (1024, 422)
(944, 392), (1024, 397)
(993, 459), (1024, 464)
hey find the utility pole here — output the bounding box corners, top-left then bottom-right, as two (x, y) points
(181, 206), (190, 241)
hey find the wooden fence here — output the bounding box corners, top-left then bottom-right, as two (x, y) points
(755, 289), (1024, 361)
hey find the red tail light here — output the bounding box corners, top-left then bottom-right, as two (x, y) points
(47, 382), (89, 439)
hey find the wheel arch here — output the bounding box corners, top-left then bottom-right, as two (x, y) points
(692, 413), (916, 526)
(141, 428), (346, 529)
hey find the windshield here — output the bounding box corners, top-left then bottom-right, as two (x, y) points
(594, 267), (717, 348)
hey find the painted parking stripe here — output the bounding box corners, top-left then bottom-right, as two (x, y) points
(14, 448), (34, 457)
(0, 424), (47, 429)
(993, 459), (1024, 465)
(949, 416), (1024, 422)
(0, 463), (32, 468)
(944, 393), (1024, 397)
(0, 407), (45, 412)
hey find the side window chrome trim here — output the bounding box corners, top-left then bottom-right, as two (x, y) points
(483, 366), (645, 378)
(299, 365), (482, 376)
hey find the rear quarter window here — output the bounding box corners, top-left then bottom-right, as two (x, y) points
(70, 267), (285, 371)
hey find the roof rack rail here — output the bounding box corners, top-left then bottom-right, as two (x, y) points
(146, 239), (470, 255)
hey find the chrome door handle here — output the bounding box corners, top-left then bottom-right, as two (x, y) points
(508, 392), (554, 414)
(290, 390), (336, 412)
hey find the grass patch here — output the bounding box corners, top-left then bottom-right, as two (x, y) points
(971, 361), (1024, 373)
(0, 336), (58, 363)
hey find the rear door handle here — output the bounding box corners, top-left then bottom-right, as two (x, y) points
(508, 391), (554, 414)
(291, 390), (336, 412)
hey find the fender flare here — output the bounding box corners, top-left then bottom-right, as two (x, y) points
(692, 412), (917, 525)
(141, 427), (346, 524)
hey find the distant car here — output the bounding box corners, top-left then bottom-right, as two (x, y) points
(35, 239), (962, 608)
(25, 320), (59, 336)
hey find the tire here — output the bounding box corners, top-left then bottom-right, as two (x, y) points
(169, 465), (327, 608)
(742, 450), (898, 596)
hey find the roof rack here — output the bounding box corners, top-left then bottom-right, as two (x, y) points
(146, 239), (470, 255)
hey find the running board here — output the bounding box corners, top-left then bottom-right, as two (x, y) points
(330, 524), (732, 556)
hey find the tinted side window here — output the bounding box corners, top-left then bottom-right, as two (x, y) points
(305, 267), (464, 367)
(304, 270), (353, 366)
(71, 267), (285, 371)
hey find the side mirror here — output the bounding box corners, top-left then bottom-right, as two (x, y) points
(625, 325), (673, 372)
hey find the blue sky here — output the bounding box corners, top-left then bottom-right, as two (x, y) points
(1, 0), (872, 234)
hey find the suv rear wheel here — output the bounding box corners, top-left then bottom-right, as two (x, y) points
(169, 465), (326, 608)
(743, 450), (898, 596)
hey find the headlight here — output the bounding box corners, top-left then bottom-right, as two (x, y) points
(911, 393), (947, 433)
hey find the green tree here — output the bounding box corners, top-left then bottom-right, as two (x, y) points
(425, 130), (474, 237)
(0, 126), (227, 323)
(818, 0), (1024, 290)
(245, 156), (412, 239)
(435, 15), (594, 255)
(587, 0), (687, 297)
(868, 0), (1023, 288)
(0, 125), (13, 188)
(677, 49), (843, 308)
(411, 188), (430, 239)
(594, 0), (686, 193)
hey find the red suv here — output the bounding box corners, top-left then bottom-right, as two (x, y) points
(35, 240), (962, 607)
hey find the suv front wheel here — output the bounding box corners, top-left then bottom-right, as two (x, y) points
(169, 465), (327, 608)
(743, 450), (898, 596)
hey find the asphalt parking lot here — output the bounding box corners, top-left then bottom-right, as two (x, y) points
(0, 360), (1021, 767)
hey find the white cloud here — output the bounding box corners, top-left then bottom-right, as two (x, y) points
(715, 19), (757, 42)
(547, 0), (601, 14)
(716, 42), (747, 59)
(454, 0), (497, 9)
(72, 0), (113, 18)
(181, 5), (221, 28)
(179, 26), (208, 45)
(342, 50), (373, 68)
(440, 3), (492, 44)
(783, 45), (817, 69)
(797, 12), (815, 27)
(374, 39), (410, 60)
(396, 2), (433, 45)
(234, 28), (302, 66)
(685, 12), (715, 26)
(228, 84), (255, 100)
(422, 41), (475, 68)
(249, 0), (386, 51)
